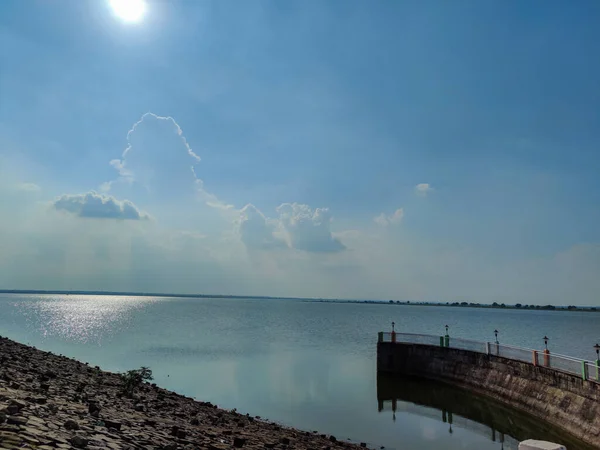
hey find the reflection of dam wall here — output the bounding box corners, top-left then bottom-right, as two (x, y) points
(377, 374), (595, 450)
(377, 343), (600, 448)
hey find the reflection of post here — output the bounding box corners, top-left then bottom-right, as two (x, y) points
(378, 400), (383, 412)
(392, 398), (397, 413)
(442, 409), (447, 423)
(448, 411), (453, 434)
(492, 428), (496, 442)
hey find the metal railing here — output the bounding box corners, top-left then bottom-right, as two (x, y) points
(379, 331), (600, 383)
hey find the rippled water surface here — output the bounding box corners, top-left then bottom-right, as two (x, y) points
(0, 294), (597, 450)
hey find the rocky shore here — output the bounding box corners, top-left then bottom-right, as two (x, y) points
(0, 337), (365, 450)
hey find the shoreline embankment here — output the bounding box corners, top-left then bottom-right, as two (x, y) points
(0, 336), (364, 450)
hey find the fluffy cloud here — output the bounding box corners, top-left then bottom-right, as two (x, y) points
(277, 203), (345, 253)
(374, 208), (404, 226)
(238, 204), (285, 250)
(53, 191), (150, 220)
(415, 183), (433, 196)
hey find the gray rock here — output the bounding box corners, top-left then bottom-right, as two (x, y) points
(233, 437), (247, 447)
(70, 435), (89, 448)
(64, 419), (80, 430)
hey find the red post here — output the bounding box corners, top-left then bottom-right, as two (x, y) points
(391, 331), (396, 343)
(543, 349), (550, 367)
(532, 350), (538, 366)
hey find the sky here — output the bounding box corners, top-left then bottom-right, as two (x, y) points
(1, 0), (599, 305)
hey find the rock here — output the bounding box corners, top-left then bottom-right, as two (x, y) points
(360, 444), (367, 448)
(209, 444), (229, 450)
(40, 383), (50, 391)
(190, 417), (200, 425)
(88, 401), (101, 415)
(176, 429), (187, 439)
(280, 437), (291, 445)
(134, 403), (145, 412)
(7, 415), (28, 426)
(64, 419), (80, 430)
(70, 435), (89, 448)
(171, 425), (180, 436)
(329, 436), (337, 443)
(234, 437), (247, 447)
(0, 411), (6, 423)
(6, 404), (19, 415)
(103, 419), (121, 431)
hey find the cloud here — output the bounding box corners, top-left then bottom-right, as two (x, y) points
(277, 203), (346, 253)
(104, 112), (234, 212)
(15, 182), (40, 192)
(238, 204), (286, 250)
(415, 183), (433, 196)
(53, 191), (150, 220)
(374, 208), (404, 226)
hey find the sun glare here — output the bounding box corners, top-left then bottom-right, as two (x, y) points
(109, 0), (146, 23)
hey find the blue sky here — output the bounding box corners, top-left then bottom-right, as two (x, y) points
(1, 0), (599, 305)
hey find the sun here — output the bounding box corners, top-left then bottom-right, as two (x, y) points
(109, 0), (146, 23)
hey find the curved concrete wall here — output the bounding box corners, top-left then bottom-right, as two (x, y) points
(377, 342), (600, 448)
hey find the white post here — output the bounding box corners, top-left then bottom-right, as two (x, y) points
(486, 342), (490, 355)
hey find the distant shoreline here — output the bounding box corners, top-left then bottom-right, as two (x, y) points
(1, 289), (598, 312)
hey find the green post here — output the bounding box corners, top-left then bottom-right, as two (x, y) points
(596, 359), (600, 381)
(444, 335), (450, 348)
(581, 361), (587, 381)
(378, 332), (383, 343)
(440, 336), (444, 347)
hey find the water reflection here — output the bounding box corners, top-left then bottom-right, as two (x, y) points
(377, 374), (595, 450)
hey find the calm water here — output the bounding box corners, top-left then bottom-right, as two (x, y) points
(0, 294), (598, 450)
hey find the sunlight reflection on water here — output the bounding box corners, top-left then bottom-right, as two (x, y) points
(15, 295), (157, 344)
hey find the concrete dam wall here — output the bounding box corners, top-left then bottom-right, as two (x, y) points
(377, 342), (600, 447)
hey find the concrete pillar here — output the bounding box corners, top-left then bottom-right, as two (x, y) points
(518, 439), (566, 450)
(581, 361), (588, 381)
(532, 350), (538, 366)
(444, 335), (450, 348)
(486, 342), (490, 355)
(543, 349), (550, 367)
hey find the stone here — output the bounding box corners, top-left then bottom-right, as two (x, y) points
(0, 411), (6, 424)
(70, 435), (89, 448)
(6, 404), (19, 415)
(360, 444), (367, 448)
(103, 419), (122, 431)
(280, 437), (291, 445)
(190, 417), (199, 425)
(7, 416), (28, 426)
(134, 403), (145, 412)
(518, 440), (566, 450)
(233, 437), (247, 447)
(329, 436), (337, 443)
(64, 419), (80, 430)
(209, 444), (229, 450)
(176, 429), (187, 439)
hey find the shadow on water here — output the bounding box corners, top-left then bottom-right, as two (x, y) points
(377, 374), (596, 450)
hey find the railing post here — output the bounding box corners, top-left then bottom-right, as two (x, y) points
(440, 336), (444, 347)
(596, 359), (600, 381)
(532, 350), (538, 366)
(543, 349), (550, 367)
(378, 332), (383, 343)
(444, 335), (450, 348)
(485, 342), (490, 355)
(581, 361), (588, 381)
(391, 331), (396, 343)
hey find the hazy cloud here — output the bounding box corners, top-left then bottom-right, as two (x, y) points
(374, 208), (404, 226)
(15, 182), (40, 192)
(238, 204), (286, 250)
(277, 203), (345, 253)
(53, 191), (150, 220)
(415, 183), (433, 196)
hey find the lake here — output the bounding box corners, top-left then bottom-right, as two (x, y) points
(0, 294), (597, 450)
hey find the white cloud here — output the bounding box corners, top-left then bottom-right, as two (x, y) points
(276, 203), (346, 253)
(104, 112), (232, 210)
(53, 191), (150, 220)
(374, 208), (404, 226)
(238, 204), (286, 250)
(415, 183), (433, 196)
(15, 182), (40, 192)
